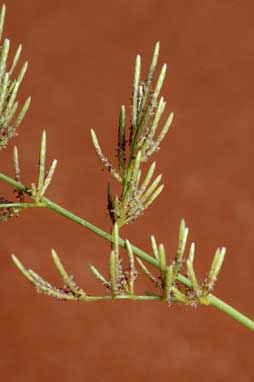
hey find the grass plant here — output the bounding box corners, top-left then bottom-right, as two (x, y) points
(0, 4), (253, 331)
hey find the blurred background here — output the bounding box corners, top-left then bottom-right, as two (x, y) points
(1, 0), (254, 381)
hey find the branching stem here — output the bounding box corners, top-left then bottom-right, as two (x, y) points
(0, 171), (253, 331)
(0, 202), (45, 208)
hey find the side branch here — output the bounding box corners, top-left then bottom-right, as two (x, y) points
(0, 171), (253, 331)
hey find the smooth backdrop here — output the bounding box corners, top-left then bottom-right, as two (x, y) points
(1, 1), (254, 381)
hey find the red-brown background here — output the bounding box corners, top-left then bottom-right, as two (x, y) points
(1, 1), (253, 381)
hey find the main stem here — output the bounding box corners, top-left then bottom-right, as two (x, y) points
(0, 171), (253, 331)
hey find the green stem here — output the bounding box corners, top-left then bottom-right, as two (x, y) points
(0, 171), (253, 331)
(0, 202), (44, 208)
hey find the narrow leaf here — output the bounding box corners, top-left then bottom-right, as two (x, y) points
(136, 169), (141, 188)
(150, 235), (159, 260)
(131, 54), (141, 132)
(141, 173), (162, 202)
(13, 145), (21, 182)
(13, 96), (31, 128)
(206, 247), (226, 292)
(40, 159), (57, 196)
(4, 61), (28, 117)
(126, 239), (135, 295)
(162, 265), (174, 301)
(89, 264), (109, 287)
(9, 44), (22, 75)
(186, 243), (200, 297)
(118, 105), (126, 175)
(0, 72), (9, 112)
(147, 97), (166, 141)
(159, 243), (167, 272)
(3, 101), (18, 127)
(144, 184), (164, 209)
(0, 4), (6, 42)
(138, 41), (160, 122)
(139, 63), (167, 135)
(37, 130), (47, 197)
(11, 254), (34, 283)
(0, 38), (9, 82)
(146, 112), (174, 157)
(90, 128), (122, 183)
(51, 249), (86, 297)
(131, 150), (142, 185)
(138, 161), (156, 195)
(175, 219), (188, 270)
(109, 250), (117, 297)
(136, 257), (160, 287)
(112, 222), (119, 258)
